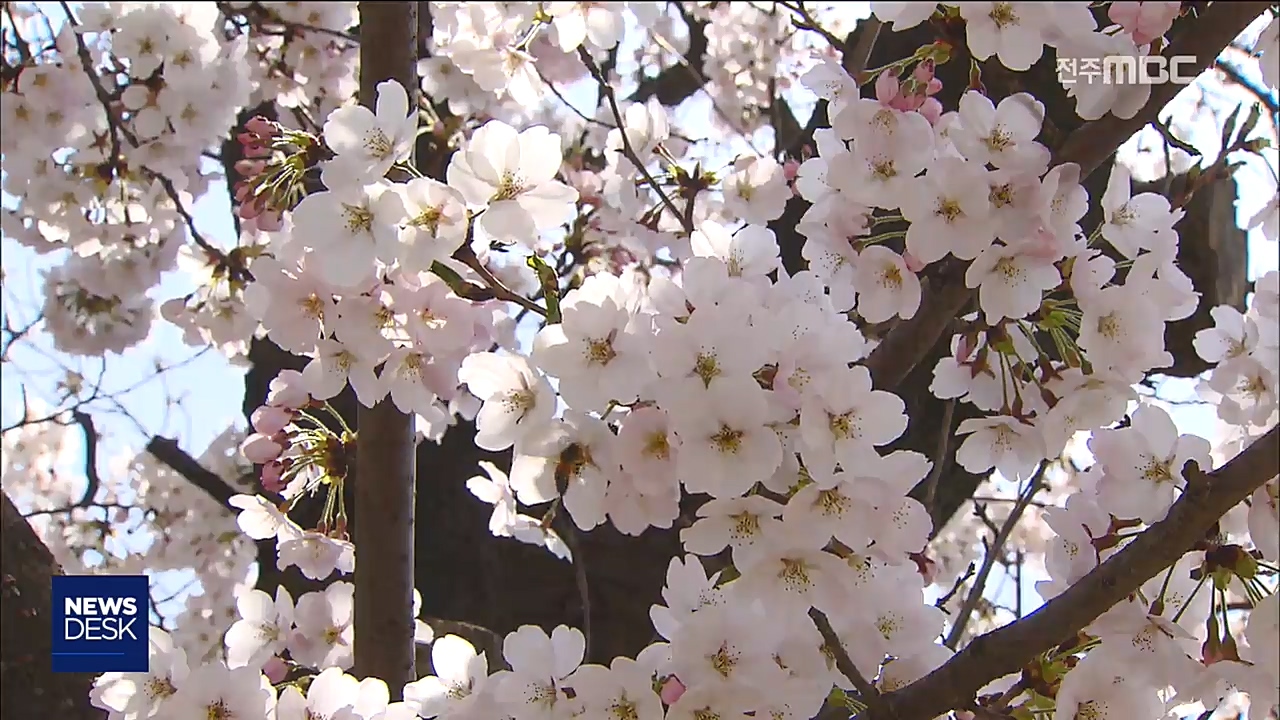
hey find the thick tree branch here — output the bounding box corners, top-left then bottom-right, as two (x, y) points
(145, 436), (238, 510)
(869, 425), (1280, 720)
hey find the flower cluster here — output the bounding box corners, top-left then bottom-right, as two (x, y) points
(2, 2), (1276, 720)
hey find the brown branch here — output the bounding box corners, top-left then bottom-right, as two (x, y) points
(70, 410), (102, 508)
(943, 464), (1046, 649)
(811, 607), (887, 717)
(145, 436), (239, 510)
(868, 425), (1280, 720)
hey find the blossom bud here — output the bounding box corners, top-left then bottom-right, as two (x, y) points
(919, 97), (943, 125)
(251, 405), (293, 436)
(782, 158), (801, 182)
(241, 433), (284, 465)
(244, 116), (277, 137)
(261, 461), (286, 494)
(875, 68), (900, 104)
(913, 59), (936, 84)
(262, 655), (289, 683)
(267, 369), (311, 409)
(659, 675), (686, 705)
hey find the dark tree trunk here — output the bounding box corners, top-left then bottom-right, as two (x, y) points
(1, 492), (106, 720)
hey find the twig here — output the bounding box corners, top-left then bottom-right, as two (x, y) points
(578, 46), (695, 235)
(70, 410), (101, 509)
(923, 399), (956, 514)
(452, 243), (546, 317)
(145, 436), (239, 510)
(810, 607), (888, 717)
(841, 16), (883, 80)
(945, 464), (1046, 649)
(936, 562), (977, 611)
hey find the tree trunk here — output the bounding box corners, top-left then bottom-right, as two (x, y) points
(1, 491), (106, 720)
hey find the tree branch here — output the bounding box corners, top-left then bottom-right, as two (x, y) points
(943, 464), (1046, 649)
(868, 425), (1280, 720)
(145, 436), (238, 510)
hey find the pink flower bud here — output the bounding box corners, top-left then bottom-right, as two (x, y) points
(245, 116), (277, 137)
(659, 676), (687, 705)
(782, 159), (801, 182)
(251, 405), (293, 435)
(261, 461), (286, 494)
(262, 655), (289, 683)
(267, 369), (311, 409)
(875, 68), (900, 105)
(913, 59), (936, 84)
(240, 432), (283, 464)
(919, 97), (944, 126)
(238, 197), (264, 220)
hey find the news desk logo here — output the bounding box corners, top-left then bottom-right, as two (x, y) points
(51, 575), (148, 673)
(1057, 55), (1198, 86)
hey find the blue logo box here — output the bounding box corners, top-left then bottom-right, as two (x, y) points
(51, 575), (149, 673)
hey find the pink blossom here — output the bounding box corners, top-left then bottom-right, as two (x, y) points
(261, 461), (286, 493)
(918, 97), (943, 125)
(875, 68), (901, 105)
(240, 432), (284, 464)
(262, 655), (289, 683)
(1109, 2), (1181, 46)
(251, 405), (294, 435)
(266, 369), (311, 409)
(659, 675), (687, 705)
